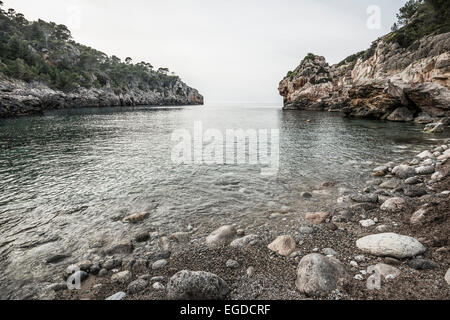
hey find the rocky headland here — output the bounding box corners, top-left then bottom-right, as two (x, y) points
(0, 5), (203, 118)
(279, 32), (449, 129)
(0, 77), (203, 118)
(41, 141), (450, 301)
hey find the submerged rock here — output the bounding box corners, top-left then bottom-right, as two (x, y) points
(206, 225), (236, 247)
(122, 212), (149, 224)
(392, 165), (416, 179)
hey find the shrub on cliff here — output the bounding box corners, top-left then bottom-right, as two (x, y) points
(389, 0), (450, 48)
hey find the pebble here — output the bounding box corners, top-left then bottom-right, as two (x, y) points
(106, 292), (126, 300)
(152, 282), (165, 290)
(111, 271), (132, 284)
(305, 212), (329, 224)
(407, 258), (438, 270)
(354, 274), (364, 281)
(167, 270), (229, 300)
(135, 232), (150, 243)
(322, 248), (338, 256)
(226, 259), (240, 269)
(356, 233), (426, 259)
(267, 235), (297, 256)
(296, 254), (348, 297)
(379, 180), (400, 189)
(445, 268), (450, 286)
(392, 165), (416, 179)
(410, 208), (428, 225)
(415, 166), (435, 175)
(350, 261), (358, 268)
(354, 255), (366, 262)
(405, 176), (421, 185)
(246, 267), (255, 277)
(48, 283), (68, 292)
(301, 192), (313, 199)
(299, 226), (315, 234)
(404, 186), (427, 198)
(368, 263), (401, 280)
(122, 212), (149, 223)
(127, 279), (148, 294)
(376, 225), (389, 233)
(360, 219), (376, 228)
(230, 234), (260, 248)
(104, 241), (134, 255)
(103, 259), (122, 270)
(380, 197), (406, 212)
(205, 225), (236, 247)
(98, 269), (108, 277)
(152, 259), (168, 270)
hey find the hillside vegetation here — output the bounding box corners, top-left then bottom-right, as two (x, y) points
(0, 2), (181, 93)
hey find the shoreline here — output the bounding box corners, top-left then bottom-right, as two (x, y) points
(50, 140), (450, 301)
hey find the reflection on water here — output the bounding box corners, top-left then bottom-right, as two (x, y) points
(0, 103), (448, 298)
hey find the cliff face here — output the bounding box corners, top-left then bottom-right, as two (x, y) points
(279, 32), (450, 123)
(0, 77), (203, 118)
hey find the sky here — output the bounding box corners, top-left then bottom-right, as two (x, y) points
(4, 0), (406, 103)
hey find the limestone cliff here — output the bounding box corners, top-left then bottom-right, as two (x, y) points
(0, 77), (203, 118)
(279, 32), (450, 123)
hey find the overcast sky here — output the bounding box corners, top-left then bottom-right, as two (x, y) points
(4, 0), (405, 103)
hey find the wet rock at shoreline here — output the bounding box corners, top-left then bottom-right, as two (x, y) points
(104, 240), (134, 255)
(206, 225), (236, 247)
(135, 232), (150, 243)
(295, 253), (348, 297)
(356, 233), (426, 259)
(392, 165), (416, 179)
(268, 235), (297, 256)
(351, 194), (378, 204)
(404, 186), (427, 198)
(167, 270), (229, 300)
(405, 176), (421, 185)
(415, 166), (435, 175)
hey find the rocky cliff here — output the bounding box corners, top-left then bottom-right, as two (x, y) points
(0, 77), (203, 118)
(279, 32), (450, 124)
(0, 5), (203, 118)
